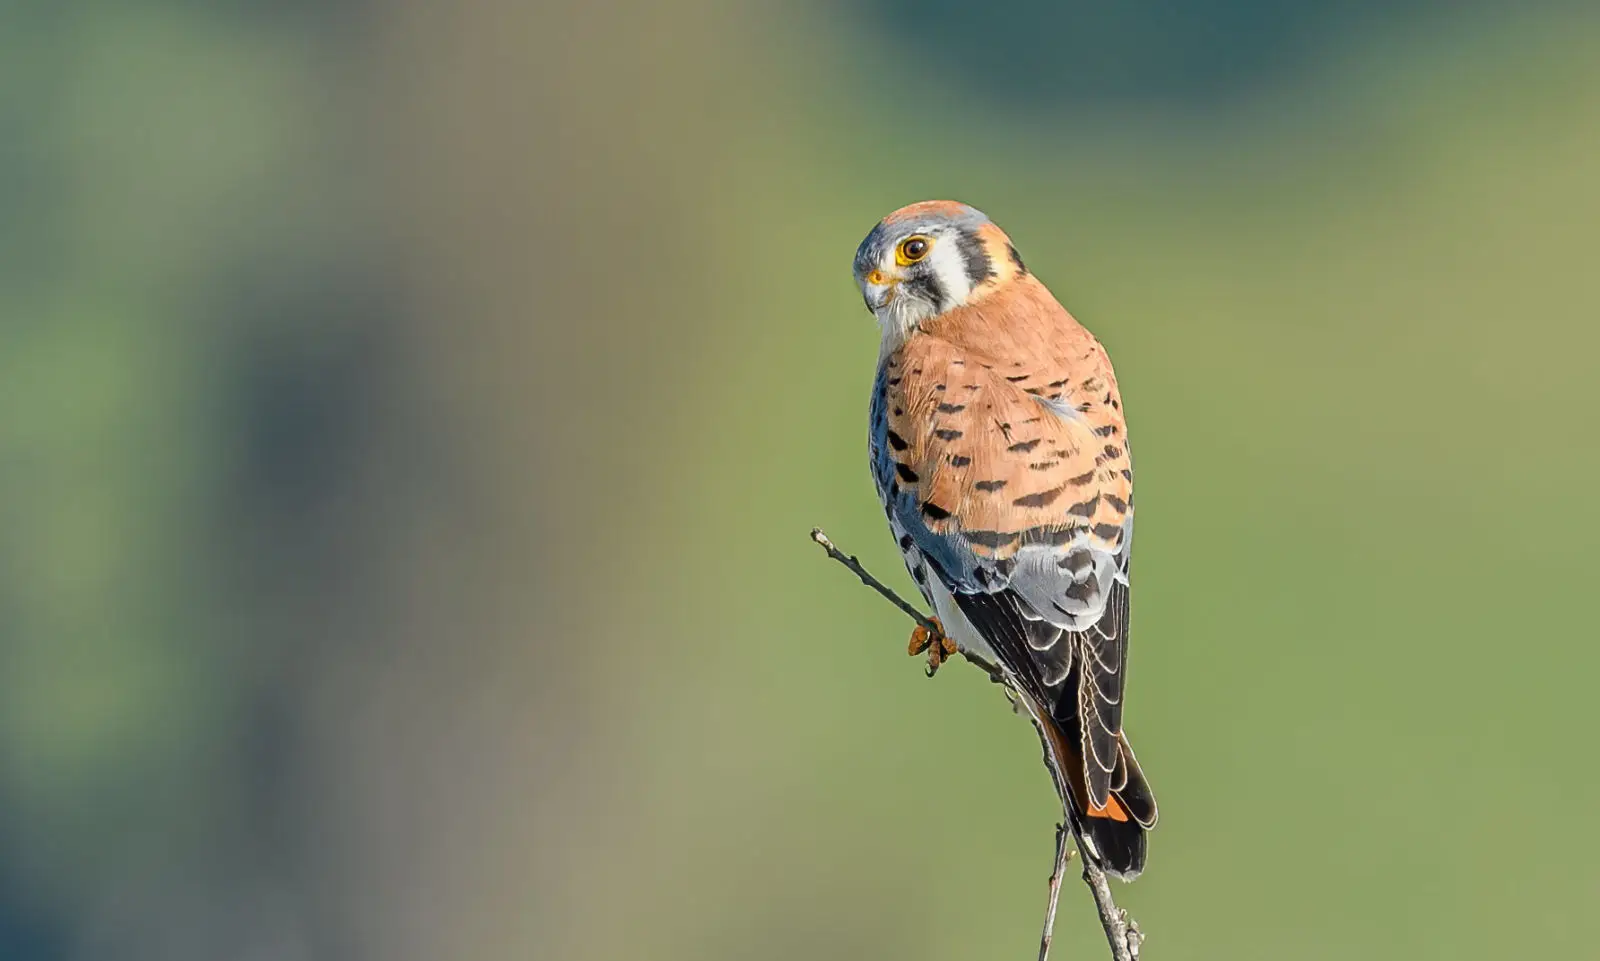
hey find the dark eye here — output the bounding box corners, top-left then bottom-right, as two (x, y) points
(897, 236), (931, 264)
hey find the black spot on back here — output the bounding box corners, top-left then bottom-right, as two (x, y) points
(1014, 487), (1065, 509)
(1066, 494), (1101, 519)
(965, 529), (1020, 549)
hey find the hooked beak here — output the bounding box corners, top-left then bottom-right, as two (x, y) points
(862, 268), (899, 312)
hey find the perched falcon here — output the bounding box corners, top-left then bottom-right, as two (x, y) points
(855, 201), (1157, 878)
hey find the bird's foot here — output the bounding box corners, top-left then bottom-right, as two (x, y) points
(907, 619), (957, 676)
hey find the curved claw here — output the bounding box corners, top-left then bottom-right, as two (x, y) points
(908, 620), (957, 676)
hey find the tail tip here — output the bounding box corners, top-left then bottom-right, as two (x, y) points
(1076, 818), (1146, 880)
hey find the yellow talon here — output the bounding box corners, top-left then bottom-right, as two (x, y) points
(907, 619), (957, 676)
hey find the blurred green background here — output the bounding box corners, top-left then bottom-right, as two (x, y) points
(3, 2), (1598, 959)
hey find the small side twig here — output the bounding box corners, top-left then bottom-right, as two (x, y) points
(810, 526), (1145, 961)
(1037, 821), (1074, 961)
(809, 528), (1002, 679)
(809, 528), (941, 637)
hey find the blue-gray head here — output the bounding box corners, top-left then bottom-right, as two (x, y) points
(852, 200), (1026, 341)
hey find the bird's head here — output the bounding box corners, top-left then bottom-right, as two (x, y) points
(853, 200), (1027, 341)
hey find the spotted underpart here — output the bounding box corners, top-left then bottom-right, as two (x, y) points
(866, 238), (1143, 817)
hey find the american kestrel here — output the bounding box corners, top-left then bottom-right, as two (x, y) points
(855, 201), (1157, 879)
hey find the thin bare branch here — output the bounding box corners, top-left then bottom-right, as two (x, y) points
(1082, 856), (1143, 961)
(808, 528), (1001, 679)
(1037, 822), (1074, 961)
(1013, 696), (1142, 961)
(809, 527), (941, 635)
(809, 527), (1146, 961)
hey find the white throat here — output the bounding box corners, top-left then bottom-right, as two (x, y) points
(873, 239), (975, 355)
(874, 296), (928, 355)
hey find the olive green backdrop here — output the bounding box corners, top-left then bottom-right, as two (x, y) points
(2, 2), (1597, 959)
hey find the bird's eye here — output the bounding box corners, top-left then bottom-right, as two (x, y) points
(896, 236), (932, 265)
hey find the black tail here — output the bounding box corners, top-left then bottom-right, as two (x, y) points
(1071, 736), (1154, 878)
(1073, 809), (1146, 880)
(1033, 705), (1158, 880)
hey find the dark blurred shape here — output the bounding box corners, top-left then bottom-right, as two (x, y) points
(861, 0), (1502, 108)
(0, 904), (64, 961)
(219, 270), (392, 518)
